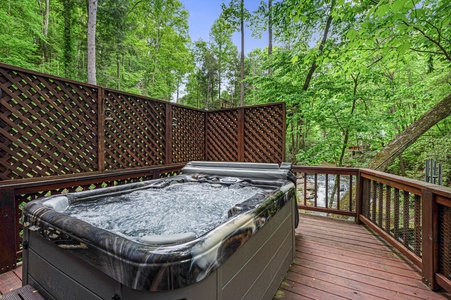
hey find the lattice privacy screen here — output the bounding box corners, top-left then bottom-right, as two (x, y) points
(206, 110), (239, 161)
(172, 106), (206, 163)
(0, 63), (286, 181)
(104, 90), (167, 170)
(244, 104), (285, 163)
(0, 66), (98, 180)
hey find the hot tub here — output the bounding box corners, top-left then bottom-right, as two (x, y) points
(22, 161), (298, 300)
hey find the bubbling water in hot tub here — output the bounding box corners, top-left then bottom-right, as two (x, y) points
(64, 181), (273, 242)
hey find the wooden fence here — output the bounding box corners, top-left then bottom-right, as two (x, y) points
(294, 166), (451, 293)
(0, 62), (286, 273)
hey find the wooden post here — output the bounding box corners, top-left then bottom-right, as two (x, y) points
(422, 189), (439, 290)
(355, 171), (364, 224)
(204, 111), (208, 161)
(97, 87), (105, 172)
(237, 108), (245, 162)
(0, 188), (17, 273)
(165, 103), (173, 165)
(281, 102), (286, 162)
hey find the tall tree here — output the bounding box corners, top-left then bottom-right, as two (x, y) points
(302, 0), (335, 91)
(97, 0), (130, 89)
(210, 16), (234, 101)
(87, 0), (98, 85)
(132, 0), (190, 99)
(62, 0), (75, 77)
(268, 0), (272, 56)
(239, 0), (244, 106)
(37, 0), (50, 62)
(222, 0), (249, 106)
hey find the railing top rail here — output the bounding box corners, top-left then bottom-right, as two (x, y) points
(292, 165), (359, 175)
(103, 87), (206, 113)
(208, 102), (286, 113)
(360, 168), (451, 199)
(0, 164), (185, 193)
(0, 62), (99, 89)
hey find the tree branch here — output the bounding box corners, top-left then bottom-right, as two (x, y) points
(425, 20), (442, 44)
(302, 0), (335, 91)
(403, 20), (451, 62)
(409, 48), (444, 56)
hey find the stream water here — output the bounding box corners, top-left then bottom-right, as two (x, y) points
(308, 174), (351, 208)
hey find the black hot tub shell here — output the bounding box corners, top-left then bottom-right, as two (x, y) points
(22, 161), (298, 300)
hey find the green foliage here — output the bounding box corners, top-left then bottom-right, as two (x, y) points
(244, 0), (451, 182)
(1, 0), (450, 184)
(0, 0), (43, 67)
(0, 0), (192, 99)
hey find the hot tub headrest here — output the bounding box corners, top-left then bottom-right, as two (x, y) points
(182, 161), (296, 183)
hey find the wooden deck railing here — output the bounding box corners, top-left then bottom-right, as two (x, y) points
(295, 166), (451, 293)
(293, 166), (359, 217)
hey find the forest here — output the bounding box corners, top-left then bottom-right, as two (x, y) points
(1, 0), (450, 185)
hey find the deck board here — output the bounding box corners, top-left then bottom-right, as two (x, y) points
(1, 215), (450, 299)
(275, 213), (451, 300)
(0, 265), (21, 295)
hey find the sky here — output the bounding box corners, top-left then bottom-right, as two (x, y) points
(181, 0), (269, 55)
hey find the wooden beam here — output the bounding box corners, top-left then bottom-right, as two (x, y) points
(422, 189), (439, 290)
(97, 87), (105, 172)
(237, 108), (245, 162)
(0, 188), (17, 274)
(435, 273), (451, 293)
(165, 103), (173, 165)
(298, 205), (356, 217)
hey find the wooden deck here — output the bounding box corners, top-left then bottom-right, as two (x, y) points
(0, 265), (21, 296)
(276, 214), (451, 300)
(1, 214), (450, 299)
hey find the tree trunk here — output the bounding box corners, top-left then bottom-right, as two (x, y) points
(37, 0), (50, 62)
(239, 0), (245, 106)
(151, 24), (160, 96)
(290, 119), (296, 164)
(43, 0), (49, 38)
(87, 0), (97, 85)
(219, 44), (222, 101)
(367, 93), (451, 171)
(399, 154), (406, 176)
(117, 57), (121, 90)
(302, 0), (334, 91)
(63, 0), (73, 77)
(268, 0), (272, 74)
(338, 73), (359, 166)
(268, 0), (272, 55)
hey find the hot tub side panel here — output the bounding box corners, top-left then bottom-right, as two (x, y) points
(121, 190), (296, 300)
(217, 191), (295, 300)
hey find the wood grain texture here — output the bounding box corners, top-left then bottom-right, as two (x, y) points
(0, 266), (21, 295)
(274, 214), (451, 300)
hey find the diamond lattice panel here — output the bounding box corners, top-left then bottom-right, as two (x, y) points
(104, 91), (166, 170)
(172, 106), (205, 163)
(439, 205), (451, 281)
(0, 67), (98, 180)
(244, 104), (284, 163)
(206, 110), (239, 161)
